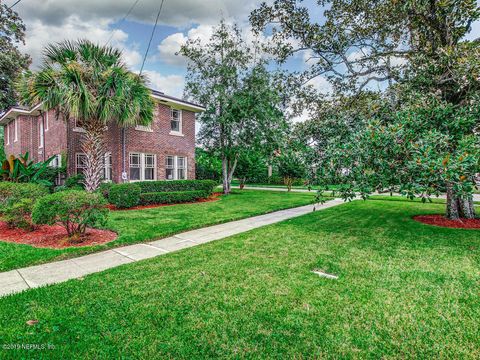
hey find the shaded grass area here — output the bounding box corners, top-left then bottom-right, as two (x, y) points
(0, 190), (316, 272)
(0, 200), (479, 358)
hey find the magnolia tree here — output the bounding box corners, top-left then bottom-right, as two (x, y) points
(251, 0), (480, 219)
(179, 21), (288, 194)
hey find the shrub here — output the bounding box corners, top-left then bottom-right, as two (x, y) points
(97, 182), (114, 200)
(136, 180), (217, 195)
(4, 198), (35, 230)
(65, 174), (85, 189)
(0, 182), (49, 210)
(139, 190), (207, 205)
(31, 190), (108, 238)
(109, 183), (141, 208)
(1, 152), (57, 186)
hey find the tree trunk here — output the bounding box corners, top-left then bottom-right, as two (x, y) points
(446, 185), (476, 220)
(222, 156), (230, 195)
(82, 125), (105, 192)
(222, 154), (239, 195)
(284, 177), (293, 191)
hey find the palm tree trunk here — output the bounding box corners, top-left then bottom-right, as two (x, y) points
(81, 125), (105, 192)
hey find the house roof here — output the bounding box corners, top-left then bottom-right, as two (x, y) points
(0, 89), (205, 125)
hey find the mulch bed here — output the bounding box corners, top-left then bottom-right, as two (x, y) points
(107, 192), (223, 211)
(413, 214), (480, 229)
(0, 222), (117, 249)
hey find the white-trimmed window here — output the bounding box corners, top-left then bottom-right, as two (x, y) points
(45, 112), (49, 131)
(50, 154), (62, 168)
(129, 152), (156, 181)
(14, 119), (18, 142)
(39, 119), (44, 148)
(5, 124), (9, 145)
(76, 153), (87, 175)
(166, 155), (187, 180)
(170, 108), (182, 134)
(103, 152), (112, 181)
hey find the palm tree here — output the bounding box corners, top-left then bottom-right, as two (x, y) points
(17, 40), (154, 191)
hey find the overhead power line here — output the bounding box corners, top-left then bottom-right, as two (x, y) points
(8, 0), (22, 9)
(105, 0), (142, 46)
(139, 0), (165, 75)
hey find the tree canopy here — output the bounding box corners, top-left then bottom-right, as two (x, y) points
(17, 40), (154, 191)
(0, 3), (30, 112)
(250, 0), (480, 219)
(180, 21), (288, 194)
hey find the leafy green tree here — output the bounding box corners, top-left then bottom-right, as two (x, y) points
(277, 150), (307, 191)
(180, 21), (288, 194)
(195, 148), (222, 181)
(0, 3), (30, 111)
(17, 40), (154, 192)
(251, 0), (479, 95)
(235, 151), (267, 189)
(251, 0), (480, 219)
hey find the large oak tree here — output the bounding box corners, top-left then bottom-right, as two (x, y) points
(251, 0), (480, 219)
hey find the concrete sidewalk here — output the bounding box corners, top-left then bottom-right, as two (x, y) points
(233, 186), (480, 202)
(0, 199), (345, 298)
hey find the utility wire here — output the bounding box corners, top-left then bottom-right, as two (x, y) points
(105, 0), (142, 46)
(139, 0), (165, 75)
(8, 0), (22, 9)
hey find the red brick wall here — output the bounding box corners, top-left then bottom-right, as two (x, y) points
(4, 102), (197, 182)
(123, 103), (196, 181)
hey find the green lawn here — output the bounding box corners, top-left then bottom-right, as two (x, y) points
(0, 190), (316, 272)
(1, 199), (479, 358)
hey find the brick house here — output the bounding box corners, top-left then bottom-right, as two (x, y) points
(0, 90), (204, 183)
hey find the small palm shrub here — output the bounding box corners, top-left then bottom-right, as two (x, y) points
(32, 190), (108, 238)
(109, 183), (141, 208)
(1, 152), (55, 186)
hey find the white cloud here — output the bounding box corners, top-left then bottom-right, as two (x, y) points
(20, 16), (141, 69)
(157, 23), (271, 66)
(306, 76), (332, 94)
(12, 0), (263, 29)
(157, 25), (214, 66)
(157, 33), (188, 65)
(292, 109), (310, 123)
(143, 70), (185, 97)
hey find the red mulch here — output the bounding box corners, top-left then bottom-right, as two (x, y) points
(413, 214), (480, 229)
(0, 222), (117, 249)
(107, 192), (222, 211)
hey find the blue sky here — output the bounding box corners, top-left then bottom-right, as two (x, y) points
(7, 0), (480, 100)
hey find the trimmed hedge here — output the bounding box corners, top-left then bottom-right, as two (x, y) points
(139, 190), (207, 206)
(109, 183), (141, 208)
(135, 180), (217, 195)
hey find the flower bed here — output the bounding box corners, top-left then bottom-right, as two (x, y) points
(0, 222), (117, 249)
(413, 214), (480, 229)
